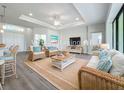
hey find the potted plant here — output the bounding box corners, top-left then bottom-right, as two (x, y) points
(39, 39), (44, 49)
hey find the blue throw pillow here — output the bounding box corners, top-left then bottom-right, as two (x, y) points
(33, 46), (41, 52)
(97, 56), (112, 72)
(47, 46), (58, 51)
(99, 50), (108, 60)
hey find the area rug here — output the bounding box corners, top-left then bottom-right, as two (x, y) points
(25, 58), (88, 90)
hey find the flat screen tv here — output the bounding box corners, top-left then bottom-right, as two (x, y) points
(70, 37), (81, 45)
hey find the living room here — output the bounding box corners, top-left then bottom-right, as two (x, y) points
(0, 2), (124, 91)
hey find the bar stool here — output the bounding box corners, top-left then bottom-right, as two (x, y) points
(0, 83), (2, 90)
(4, 45), (19, 78)
(0, 60), (5, 85)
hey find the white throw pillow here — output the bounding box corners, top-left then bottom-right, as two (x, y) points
(108, 49), (122, 57)
(87, 56), (99, 69)
(110, 53), (124, 76)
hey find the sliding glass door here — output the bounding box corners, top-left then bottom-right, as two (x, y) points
(118, 12), (123, 53)
(112, 5), (124, 53)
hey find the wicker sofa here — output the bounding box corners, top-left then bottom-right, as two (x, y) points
(78, 50), (124, 90)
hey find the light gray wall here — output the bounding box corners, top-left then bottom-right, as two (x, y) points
(88, 23), (105, 53)
(24, 29), (33, 50)
(106, 4), (123, 49)
(0, 23), (33, 51)
(32, 27), (60, 48)
(0, 23), (3, 43)
(59, 23), (105, 53)
(0, 34), (2, 43)
(59, 25), (87, 49)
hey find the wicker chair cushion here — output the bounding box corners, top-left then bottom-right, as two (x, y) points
(0, 56), (15, 61)
(33, 46), (41, 52)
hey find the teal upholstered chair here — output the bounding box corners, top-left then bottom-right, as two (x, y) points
(28, 46), (45, 61)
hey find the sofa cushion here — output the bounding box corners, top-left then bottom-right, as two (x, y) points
(87, 56), (99, 69)
(97, 56), (112, 72)
(110, 53), (124, 76)
(33, 46), (41, 52)
(0, 56), (15, 61)
(33, 52), (42, 55)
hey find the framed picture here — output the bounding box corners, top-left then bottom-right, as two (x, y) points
(50, 35), (59, 44)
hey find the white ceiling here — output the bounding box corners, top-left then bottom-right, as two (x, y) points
(73, 3), (111, 25)
(0, 3), (111, 29)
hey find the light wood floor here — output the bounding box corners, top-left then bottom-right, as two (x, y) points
(2, 52), (91, 90)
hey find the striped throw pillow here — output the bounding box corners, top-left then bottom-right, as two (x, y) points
(97, 56), (112, 72)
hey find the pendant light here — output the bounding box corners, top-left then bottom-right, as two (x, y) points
(0, 5), (6, 33)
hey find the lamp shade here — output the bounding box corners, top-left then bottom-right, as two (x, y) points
(100, 43), (109, 49)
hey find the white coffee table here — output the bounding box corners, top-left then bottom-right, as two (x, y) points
(51, 55), (75, 71)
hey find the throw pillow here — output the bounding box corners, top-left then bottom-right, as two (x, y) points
(87, 56), (99, 69)
(33, 46), (41, 52)
(110, 53), (124, 76)
(108, 49), (121, 58)
(97, 56), (112, 72)
(99, 50), (108, 60)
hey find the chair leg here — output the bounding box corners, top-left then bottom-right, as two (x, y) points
(0, 83), (3, 90)
(12, 62), (17, 78)
(1, 64), (5, 85)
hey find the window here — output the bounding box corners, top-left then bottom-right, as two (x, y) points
(34, 34), (46, 46)
(91, 32), (102, 46)
(118, 12), (123, 52)
(112, 5), (124, 53)
(3, 32), (25, 51)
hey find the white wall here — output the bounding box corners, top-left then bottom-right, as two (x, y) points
(59, 23), (105, 53)
(0, 23), (33, 51)
(32, 27), (60, 48)
(106, 3), (123, 49)
(0, 23), (3, 43)
(88, 23), (105, 53)
(59, 25), (87, 49)
(24, 29), (33, 50)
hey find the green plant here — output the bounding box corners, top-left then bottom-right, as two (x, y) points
(39, 39), (44, 48)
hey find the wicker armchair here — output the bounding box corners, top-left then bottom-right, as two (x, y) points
(28, 46), (46, 61)
(78, 66), (124, 90)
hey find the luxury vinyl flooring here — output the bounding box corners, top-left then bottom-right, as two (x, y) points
(3, 52), (91, 90)
(3, 52), (57, 90)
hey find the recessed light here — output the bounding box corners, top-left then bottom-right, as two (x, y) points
(29, 13), (33, 16)
(2, 25), (6, 29)
(0, 29), (4, 33)
(75, 18), (79, 21)
(54, 20), (60, 26)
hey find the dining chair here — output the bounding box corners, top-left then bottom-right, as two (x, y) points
(4, 45), (19, 78)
